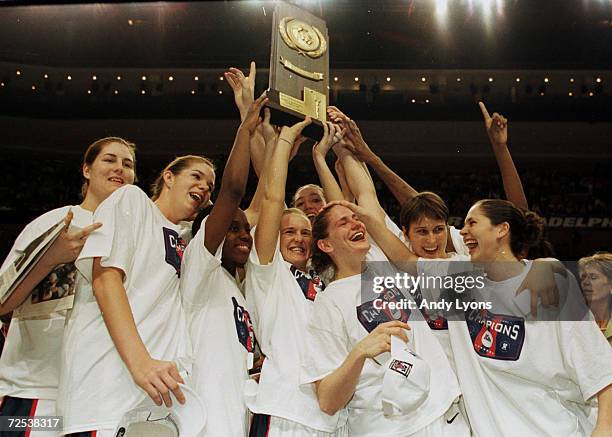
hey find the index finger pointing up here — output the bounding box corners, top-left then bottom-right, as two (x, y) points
(478, 101), (491, 120)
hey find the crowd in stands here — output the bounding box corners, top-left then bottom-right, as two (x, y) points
(1, 150), (610, 218)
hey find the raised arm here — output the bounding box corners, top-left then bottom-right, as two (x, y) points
(479, 101), (528, 209)
(334, 158), (355, 202)
(312, 122), (344, 203)
(245, 108), (279, 227)
(225, 61), (267, 178)
(335, 121), (386, 224)
(204, 93), (267, 254)
(0, 211), (101, 315)
(254, 118), (312, 265)
(339, 201), (417, 271)
(328, 106), (418, 206)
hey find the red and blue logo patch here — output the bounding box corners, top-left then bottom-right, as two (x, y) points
(357, 287), (411, 333)
(232, 297), (255, 353)
(465, 308), (525, 361)
(163, 227), (186, 277)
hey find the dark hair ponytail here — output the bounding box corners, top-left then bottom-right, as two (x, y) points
(310, 205), (336, 274)
(476, 199), (545, 257)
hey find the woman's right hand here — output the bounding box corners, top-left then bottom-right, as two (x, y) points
(330, 200), (378, 228)
(278, 117), (312, 148)
(44, 211), (102, 267)
(130, 357), (186, 407)
(312, 121), (342, 160)
(354, 320), (410, 359)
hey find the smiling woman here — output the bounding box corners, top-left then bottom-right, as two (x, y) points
(58, 152), (218, 436)
(244, 117), (350, 436)
(447, 199), (612, 437)
(179, 89), (266, 437)
(292, 184), (327, 221)
(0, 136), (136, 433)
(150, 155), (216, 222)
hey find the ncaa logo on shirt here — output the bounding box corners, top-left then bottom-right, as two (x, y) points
(163, 227), (186, 277)
(232, 297), (255, 353)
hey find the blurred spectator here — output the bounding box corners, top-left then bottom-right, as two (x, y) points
(579, 252), (612, 346)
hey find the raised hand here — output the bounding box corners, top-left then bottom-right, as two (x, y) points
(479, 101), (508, 148)
(342, 119), (376, 163)
(290, 136), (308, 162)
(225, 61), (256, 119)
(261, 108), (280, 146)
(44, 210), (102, 267)
(354, 320), (411, 359)
(312, 122), (343, 159)
(327, 105), (351, 126)
(130, 357), (186, 407)
(327, 199), (379, 228)
(239, 92), (268, 135)
(278, 117), (312, 151)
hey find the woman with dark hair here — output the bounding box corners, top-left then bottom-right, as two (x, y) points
(578, 252), (612, 346)
(57, 94), (266, 437)
(180, 91), (269, 437)
(0, 137), (136, 431)
(339, 196), (612, 436)
(454, 199), (612, 436)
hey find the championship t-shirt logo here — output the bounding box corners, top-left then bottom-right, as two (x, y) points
(357, 287), (411, 333)
(232, 297), (255, 353)
(465, 307), (525, 361)
(289, 266), (325, 301)
(413, 286), (448, 331)
(163, 227), (186, 277)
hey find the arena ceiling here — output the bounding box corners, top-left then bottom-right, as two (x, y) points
(0, 0), (611, 70)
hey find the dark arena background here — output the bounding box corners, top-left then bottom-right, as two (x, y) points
(0, 0), (611, 260)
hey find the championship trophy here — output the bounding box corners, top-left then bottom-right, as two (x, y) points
(267, 1), (329, 140)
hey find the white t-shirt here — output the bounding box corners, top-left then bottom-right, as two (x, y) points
(301, 272), (460, 437)
(415, 253), (471, 371)
(0, 205), (91, 400)
(244, 237), (347, 432)
(447, 260), (612, 437)
(58, 185), (192, 434)
(181, 218), (255, 437)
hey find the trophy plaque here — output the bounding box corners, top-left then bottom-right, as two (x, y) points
(267, 1), (329, 140)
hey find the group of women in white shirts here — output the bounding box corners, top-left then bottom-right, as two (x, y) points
(0, 62), (610, 437)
